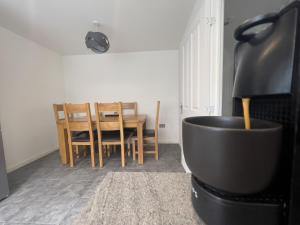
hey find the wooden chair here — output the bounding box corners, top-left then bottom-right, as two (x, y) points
(53, 104), (88, 160)
(64, 103), (96, 168)
(53, 104), (65, 121)
(95, 102), (132, 168)
(122, 102), (138, 115)
(132, 101), (160, 160)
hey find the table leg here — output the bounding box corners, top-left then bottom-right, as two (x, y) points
(137, 121), (144, 164)
(57, 124), (69, 164)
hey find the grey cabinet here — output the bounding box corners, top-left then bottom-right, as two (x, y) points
(0, 127), (9, 200)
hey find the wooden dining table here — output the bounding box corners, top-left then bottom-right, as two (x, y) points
(56, 114), (147, 165)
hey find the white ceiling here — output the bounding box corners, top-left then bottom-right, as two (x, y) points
(0, 0), (196, 55)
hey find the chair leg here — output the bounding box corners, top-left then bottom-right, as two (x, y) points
(103, 145), (107, 158)
(121, 144), (125, 167)
(127, 142), (131, 157)
(155, 138), (159, 160)
(69, 143), (75, 167)
(99, 144), (104, 168)
(91, 144), (95, 168)
(107, 146), (111, 158)
(75, 145), (79, 159)
(83, 146), (87, 158)
(132, 140), (136, 160)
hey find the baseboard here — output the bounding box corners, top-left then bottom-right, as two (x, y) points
(158, 138), (179, 144)
(6, 148), (58, 173)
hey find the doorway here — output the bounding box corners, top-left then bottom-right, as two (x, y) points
(179, 0), (224, 172)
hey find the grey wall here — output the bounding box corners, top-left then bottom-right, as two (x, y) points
(222, 0), (291, 116)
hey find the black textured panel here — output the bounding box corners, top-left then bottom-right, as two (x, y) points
(233, 95), (294, 126)
(233, 95), (295, 202)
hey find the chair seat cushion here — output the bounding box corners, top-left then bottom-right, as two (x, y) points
(133, 129), (155, 138)
(72, 131), (89, 142)
(72, 131), (97, 142)
(143, 129), (155, 137)
(124, 128), (136, 133)
(101, 130), (133, 142)
(73, 131), (86, 137)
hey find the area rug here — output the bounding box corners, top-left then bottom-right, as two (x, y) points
(73, 172), (203, 225)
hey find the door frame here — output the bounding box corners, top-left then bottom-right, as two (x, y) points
(179, 0), (224, 173)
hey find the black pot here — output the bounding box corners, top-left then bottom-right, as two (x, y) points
(182, 116), (282, 195)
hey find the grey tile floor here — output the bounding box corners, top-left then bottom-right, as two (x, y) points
(0, 144), (184, 225)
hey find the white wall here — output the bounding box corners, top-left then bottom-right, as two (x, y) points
(0, 26), (65, 172)
(63, 50), (179, 143)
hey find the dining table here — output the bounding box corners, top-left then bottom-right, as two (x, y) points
(55, 114), (147, 165)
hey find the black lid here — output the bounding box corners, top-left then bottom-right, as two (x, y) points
(232, 2), (298, 98)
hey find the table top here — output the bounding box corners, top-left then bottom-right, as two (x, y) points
(57, 114), (147, 124)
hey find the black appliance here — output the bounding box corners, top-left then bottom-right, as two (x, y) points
(183, 1), (300, 225)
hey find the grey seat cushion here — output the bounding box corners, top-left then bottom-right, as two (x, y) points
(124, 128), (136, 133)
(72, 132), (89, 142)
(133, 129), (155, 138)
(101, 130), (133, 142)
(72, 131), (97, 142)
(143, 129), (155, 137)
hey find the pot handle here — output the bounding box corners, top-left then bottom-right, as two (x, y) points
(234, 13), (279, 42)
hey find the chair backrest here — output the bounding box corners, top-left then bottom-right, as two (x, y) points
(121, 102), (137, 115)
(53, 104), (75, 122)
(53, 104), (64, 122)
(95, 102), (124, 142)
(155, 101), (160, 137)
(64, 103), (94, 141)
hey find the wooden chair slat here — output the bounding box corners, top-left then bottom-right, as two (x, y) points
(100, 122), (121, 131)
(98, 103), (120, 112)
(65, 103), (88, 113)
(68, 122), (90, 131)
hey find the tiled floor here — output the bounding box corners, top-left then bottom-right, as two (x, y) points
(0, 144), (184, 225)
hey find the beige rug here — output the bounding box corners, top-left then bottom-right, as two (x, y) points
(73, 172), (203, 225)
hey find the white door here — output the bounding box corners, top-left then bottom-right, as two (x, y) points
(179, 0), (224, 172)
